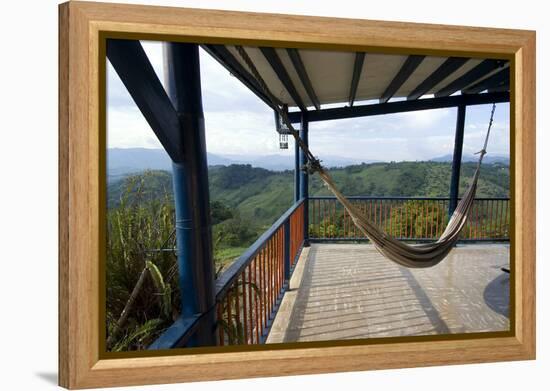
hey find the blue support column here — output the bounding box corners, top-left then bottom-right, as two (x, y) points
(165, 43), (216, 347)
(300, 113), (310, 246)
(294, 135), (300, 203)
(448, 104), (466, 217)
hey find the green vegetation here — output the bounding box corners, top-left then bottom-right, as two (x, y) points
(106, 173), (179, 351)
(108, 161), (509, 227)
(213, 247), (249, 267)
(106, 161), (510, 350)
(309, 197), (509, 241)
(310, 161), (509, 199)
(389, 200), (448, 238)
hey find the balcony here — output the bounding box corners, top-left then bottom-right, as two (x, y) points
(151, 196), (510, 349)
(104, 39), (511, 351)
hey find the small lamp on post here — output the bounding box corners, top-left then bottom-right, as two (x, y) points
(275, 104), (292, 150)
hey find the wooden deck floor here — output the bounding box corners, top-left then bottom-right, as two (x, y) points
(266, 243), (510, 343)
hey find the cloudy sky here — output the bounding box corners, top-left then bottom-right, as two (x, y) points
(107, 41), (510, 162)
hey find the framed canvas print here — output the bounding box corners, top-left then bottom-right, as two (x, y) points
(58, 1), (536, 389)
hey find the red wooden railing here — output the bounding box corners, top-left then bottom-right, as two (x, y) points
(289, 202), (305, 269)
(216, 200), (305, 346)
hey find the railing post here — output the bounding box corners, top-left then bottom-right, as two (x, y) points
(300, 113), (310, 246)
(283, 219), (291, 284)
(165, 42), (216, 347)
(449, 104), (466, 217)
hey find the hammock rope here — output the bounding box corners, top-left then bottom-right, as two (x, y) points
(235, 46), (496, 268)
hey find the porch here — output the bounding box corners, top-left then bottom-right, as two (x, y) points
(149, 197), (510, 348)
(104, 39), (511, 349)
(267, 243), (509, 343)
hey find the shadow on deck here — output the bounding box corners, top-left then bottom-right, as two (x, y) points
(267, 243), (510, 343)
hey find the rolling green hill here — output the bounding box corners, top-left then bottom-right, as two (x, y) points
(105, 161), (509, 350)
(108, 161), (509, 230)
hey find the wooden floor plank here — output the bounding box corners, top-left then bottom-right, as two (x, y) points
(267, 243), (510, 343)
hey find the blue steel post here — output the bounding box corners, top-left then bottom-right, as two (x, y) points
(300, 113), (310, 246)
(294, 137), (300, 203)
(449, 104), (466, 217)
(165, 43), (216, 347)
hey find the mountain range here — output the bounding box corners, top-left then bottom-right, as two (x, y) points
(108, 161), (510, 228)
(107, 148), (376, 180)
(430, 154), (510, 164)
(107, 148), (509, 180)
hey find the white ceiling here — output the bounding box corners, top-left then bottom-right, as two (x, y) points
(223, 46), (509, 109)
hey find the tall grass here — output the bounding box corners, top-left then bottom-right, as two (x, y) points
(106, 172), (180, 351)
(106, 172), (259, 350)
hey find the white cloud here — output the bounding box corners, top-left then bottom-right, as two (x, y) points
(141, 41), (165, 84)
(394, 107), (452, 128)
(204, 110), (281, 155)
(106, 41), (510, 162)
(107, 106), (162, 149)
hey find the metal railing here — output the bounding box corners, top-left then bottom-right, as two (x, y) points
(215, 201), (304, 345)
(309, 196), (510, 242)
(150, 195), (509, 349)
(150, 199), (305, 349)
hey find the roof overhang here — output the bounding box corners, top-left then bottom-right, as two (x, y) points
(201, 44), (510, 120)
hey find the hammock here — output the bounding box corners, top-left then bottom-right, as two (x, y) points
(235, 46), (496, 268)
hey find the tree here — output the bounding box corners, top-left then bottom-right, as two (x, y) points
(389, 200), (447, 239)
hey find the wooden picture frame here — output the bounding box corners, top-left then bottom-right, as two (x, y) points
(59, 1), (536, 388)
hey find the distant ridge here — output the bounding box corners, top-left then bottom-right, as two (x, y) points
(107, 148), (509, 181)
(107, 148), (234, 180)
(430, 153), (509, 164)
(107, 148), (376, 178)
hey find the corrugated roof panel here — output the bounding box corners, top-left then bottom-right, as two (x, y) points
(210, 46), (508, 109)
(428, 58), (483, 95)
(298, 49), (356, 106)
(394, 56), (446, 98)
(227, 46), (296, 106)
(275, 48), (314, 109)
(460, 63), (510, 92)
(355, 54), (408, 101)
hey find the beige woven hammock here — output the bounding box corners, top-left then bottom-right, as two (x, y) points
(235, 46), (496, 268)
(316, 161), (482, 268)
